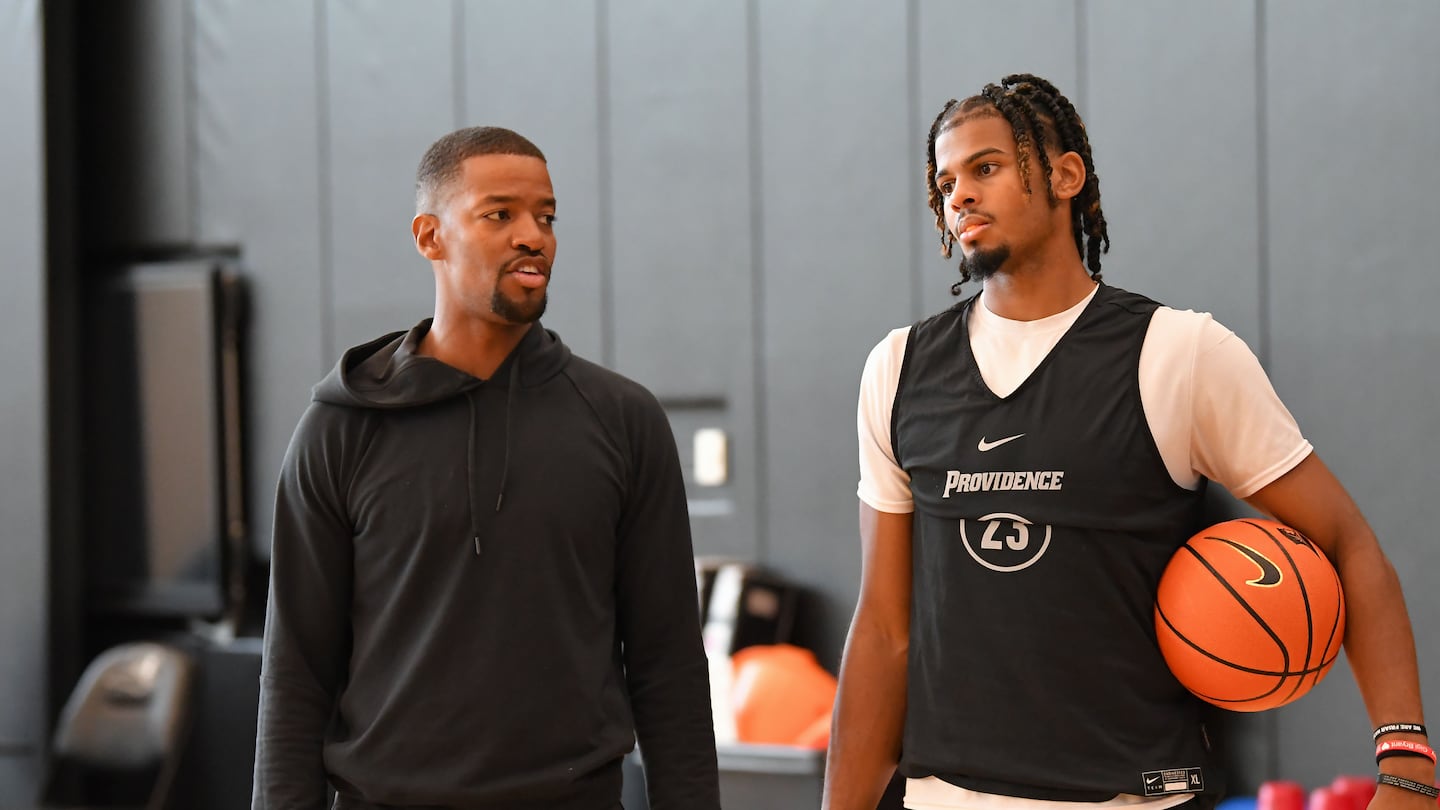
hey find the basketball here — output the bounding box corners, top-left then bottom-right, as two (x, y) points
(1154, 518), (1345, 711)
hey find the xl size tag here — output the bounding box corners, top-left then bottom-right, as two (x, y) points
(1141, 767), (1204, 796)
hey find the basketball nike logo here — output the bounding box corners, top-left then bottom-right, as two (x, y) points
(977, 433), (1025, 452)
(1215, 538), (1282, 587)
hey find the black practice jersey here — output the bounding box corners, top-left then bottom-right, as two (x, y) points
(892, 284), (1220, 801)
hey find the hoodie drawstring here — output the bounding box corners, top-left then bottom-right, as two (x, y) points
(495, 357), (518, 513)
(468, 394), (481, 555)
(468, 356), (520, 556)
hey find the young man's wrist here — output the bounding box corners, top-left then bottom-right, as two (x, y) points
(1376, 752), (1436, 785)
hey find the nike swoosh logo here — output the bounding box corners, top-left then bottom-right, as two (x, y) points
(1215, 538), (1283, 586)
(977, 433), (1025, 452)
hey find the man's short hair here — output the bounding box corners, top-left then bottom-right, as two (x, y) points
(415, 126), (547, 214)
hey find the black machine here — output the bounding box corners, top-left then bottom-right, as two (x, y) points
(82, 260), (249, 627)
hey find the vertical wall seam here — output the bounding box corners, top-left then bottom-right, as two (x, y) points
(453, 0), (465, 127)
(1255, 0), (1271, 368)
(596, 0), (614, 368)
(316, 0), (334, 368)
(1075, 0), (1088, 109)
(746, 0), (768, 561)
(183, 0), (199, 246)
(907, 0), (922, 320)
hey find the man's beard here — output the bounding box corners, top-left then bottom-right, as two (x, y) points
(491, 289), (547, 324)
(960, 245), (1011, 282)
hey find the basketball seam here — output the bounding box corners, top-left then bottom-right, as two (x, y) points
(1243, 519), (1320, 704)
(1184, 541), (1293, 674)
(1157, 544), (1292, 704)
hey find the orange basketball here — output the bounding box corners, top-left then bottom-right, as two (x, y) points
(1154, 518), (1345, 711)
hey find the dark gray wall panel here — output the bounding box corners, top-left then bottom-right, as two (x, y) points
(1084, 0), (1261, 346)
(606, 0), (751, 394)
(0, 0), (45, 800)
(607, 0), (757, 559)
(755, 0), (911, 669)
(464, 2), (605, 361)
(192, 0), (327, 558)
(88, 0), (194, 251)
(914, 0), (1078, 317)
(326, 0), (455, 356)
(1266, 0), (1440, 786)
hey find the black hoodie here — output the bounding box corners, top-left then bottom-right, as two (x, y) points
(253, 320), (719, 810)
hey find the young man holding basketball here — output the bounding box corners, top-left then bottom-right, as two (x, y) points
(824, 74), (1432, 810)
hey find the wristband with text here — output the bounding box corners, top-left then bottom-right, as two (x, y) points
(1376, 773), (1440, 799)
(1374, 723), (1428, 741)
(1377, 739), (1437, 764)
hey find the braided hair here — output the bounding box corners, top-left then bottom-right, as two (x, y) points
(924, 73), (1109, 294)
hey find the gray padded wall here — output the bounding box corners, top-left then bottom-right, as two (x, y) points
(192, 0), (328, 560)
(0, 0), (46, 801)
(1084, 0), (1262, 345)
(463, 1), (607, 362)
(325, 0), (452, 356)
(607, 0), (759, 560)
(1264, 0), (1440, 787)
(754, 0), (912, 668)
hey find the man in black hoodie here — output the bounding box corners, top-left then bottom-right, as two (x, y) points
(253, 127), (720, 810)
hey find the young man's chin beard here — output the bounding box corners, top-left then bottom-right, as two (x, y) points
(960, 245), (1011, 282)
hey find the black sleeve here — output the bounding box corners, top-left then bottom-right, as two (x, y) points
(252, 405), (355, 810)
(615, 392), (721, 810)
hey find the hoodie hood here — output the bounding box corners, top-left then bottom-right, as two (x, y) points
(313, 318), (572, 408)
(312, 319), (573, 539)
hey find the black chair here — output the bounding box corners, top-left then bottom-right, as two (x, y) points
(36, 642), (195, 810)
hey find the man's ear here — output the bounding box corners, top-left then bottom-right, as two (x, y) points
(1050, 151), (1086, 201)
(413, 213), (443, 261)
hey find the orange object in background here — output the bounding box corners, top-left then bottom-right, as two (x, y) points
(730, 644), (836, 749)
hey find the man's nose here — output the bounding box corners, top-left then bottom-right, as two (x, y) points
(948, 185), (977, 211)
(511, 215), (545, 252)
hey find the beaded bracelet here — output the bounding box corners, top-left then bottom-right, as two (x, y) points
(1374, 723), (1428, 741)
(1376, 773), (1440, 799)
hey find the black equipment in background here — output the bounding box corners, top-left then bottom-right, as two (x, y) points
(82, 260), (248, 626)
(700, 561), (799, 658)
(39, 641), (196, 809)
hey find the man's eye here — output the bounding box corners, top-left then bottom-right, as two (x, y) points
(541, 214), (557, 226)
(483, 210), (510, 221)
(939, 181), (954, 196)
(977, 163), (997, 176)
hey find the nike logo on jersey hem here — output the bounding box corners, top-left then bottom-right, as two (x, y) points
(977, 433), (1025, 452)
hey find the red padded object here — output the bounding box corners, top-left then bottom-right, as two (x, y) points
(1257, 780), (1305, 810)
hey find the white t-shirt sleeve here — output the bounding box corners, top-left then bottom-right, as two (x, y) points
(1140, 308), (1312, 498)
(856, 327), (914, 513)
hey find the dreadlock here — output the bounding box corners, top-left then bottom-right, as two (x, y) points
(924, 73), (1110, 295)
